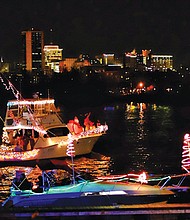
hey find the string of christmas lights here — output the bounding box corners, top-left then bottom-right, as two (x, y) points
(0, 146), (39, 160)
(66, 133), (76, 184)
(66, 133), (75, 157)
(0, 75), (19, 99)
(182, 133), (190, 173)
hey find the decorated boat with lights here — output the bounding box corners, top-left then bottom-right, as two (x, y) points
(0, 97), (108, 167)
(2, 170), (174, 208)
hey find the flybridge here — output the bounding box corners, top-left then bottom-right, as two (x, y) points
(4, 98), (60, 131)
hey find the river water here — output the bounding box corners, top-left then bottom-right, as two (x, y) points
(0, 100), (189, 202)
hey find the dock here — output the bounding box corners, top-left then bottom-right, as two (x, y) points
(1, 202), (190, 219)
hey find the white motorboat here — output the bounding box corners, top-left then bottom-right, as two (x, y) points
(0, 98), (108, 167)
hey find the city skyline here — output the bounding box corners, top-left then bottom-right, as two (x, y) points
(1, 0), (190, 67)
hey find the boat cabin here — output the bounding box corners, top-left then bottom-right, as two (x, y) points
(4, 98), (59, 127)
(2, 98), (69, 151)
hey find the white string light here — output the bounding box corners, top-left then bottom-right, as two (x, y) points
(182, 133), (190, 173)
(66, 133), (75, 157)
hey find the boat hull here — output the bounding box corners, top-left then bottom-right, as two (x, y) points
(36, 133), (101, 160)
(0, 134), (102, 168)
(5, 193), (172, 208)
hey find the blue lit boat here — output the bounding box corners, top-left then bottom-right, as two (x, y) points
(2, 176), (174, 208)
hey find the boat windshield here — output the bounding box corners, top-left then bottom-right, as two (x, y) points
(46, 127), (70, 137)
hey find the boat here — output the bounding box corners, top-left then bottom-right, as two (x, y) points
(2, 171), (174, 208)
(0, 97), (108, 167)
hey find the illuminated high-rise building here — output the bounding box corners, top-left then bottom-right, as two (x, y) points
(151, 55), (173, 71)
(44, 45), (63, 73)
(21, 29), (45, 72)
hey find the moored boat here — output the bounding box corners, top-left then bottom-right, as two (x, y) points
(2, 172), (174, 208)
(0, 98), (108, 167)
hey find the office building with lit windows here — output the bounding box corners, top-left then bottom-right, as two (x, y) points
(123, 49), (173, 71)
(151, 55), (173, 71)
(21, 29), (45, 72)
(44, 45), (63, 73)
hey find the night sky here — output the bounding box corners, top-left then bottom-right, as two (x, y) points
(1, 0), (190, 67)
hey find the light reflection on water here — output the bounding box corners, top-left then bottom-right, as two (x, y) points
(96, 102), (182, 175)
(124, 103), (149, 171)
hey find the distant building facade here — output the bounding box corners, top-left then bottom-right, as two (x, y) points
(125, 49), (137, 69)
(21, 29), (45, 72)
(44, 45), (63, 73)
(59, 58), (78, 72)
(102, 54), (115, 65)
(151, 55), (173, 71)
(123, 49), (173, 71)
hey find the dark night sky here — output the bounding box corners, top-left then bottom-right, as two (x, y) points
(1, 0), (190, 67)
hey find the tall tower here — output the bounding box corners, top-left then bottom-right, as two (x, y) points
(21, 29), (45, 72)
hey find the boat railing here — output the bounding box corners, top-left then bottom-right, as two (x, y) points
(96, 172), (190, 191)
(76, 124), (108, 138)
(146, 172), (190, 190)
(97, 173), (148, 185)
